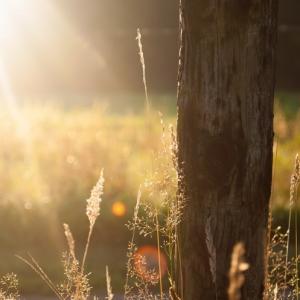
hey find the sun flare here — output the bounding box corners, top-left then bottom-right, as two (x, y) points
(0, 0), (30, 42)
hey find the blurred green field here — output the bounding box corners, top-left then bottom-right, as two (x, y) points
(0, 93), (299, 295)
(0, 98), (174, 295)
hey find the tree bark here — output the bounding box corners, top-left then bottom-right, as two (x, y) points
(177, 1), (278, 300)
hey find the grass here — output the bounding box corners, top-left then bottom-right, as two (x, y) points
(0, 94), (299, 297)
(0, 120), (180, 299)
(0, 102), (173, 295)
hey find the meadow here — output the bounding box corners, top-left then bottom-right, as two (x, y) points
(0, 93), (299, 296)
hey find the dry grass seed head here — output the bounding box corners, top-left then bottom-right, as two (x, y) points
(228, 243), (249, 300)
(125, 122), (184, 299)
(63, 223), (76, 259)
(58, 252), (91, 300)
(86, 169), (104, 228)
(106, 266), (114, 300)
(290, 153), (300, 206)
(266, 227), (300, 299)
(0, 273), (20, 300)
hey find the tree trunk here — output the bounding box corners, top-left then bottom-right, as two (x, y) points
(177, 1), (278, 299)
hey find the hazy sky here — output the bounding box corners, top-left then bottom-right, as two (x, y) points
(0, 0), (299, 98)
(0, 0), (178, 98)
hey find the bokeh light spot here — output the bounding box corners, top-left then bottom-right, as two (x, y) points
(112, 200), (126, 217)
(24, 201), (32, 210)
(134, 245), (167, 282)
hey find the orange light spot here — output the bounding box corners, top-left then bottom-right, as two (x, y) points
(112, 201), (126, 217)
(134, 245), (167, 282)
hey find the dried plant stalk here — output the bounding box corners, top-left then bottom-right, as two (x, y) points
(285, 154), (300, 285)
(136, 28), (150, 111)
(82, 169), (105, 271)
(106, 266), (114, 300)
(228, 243), (249, 300)
(64, 223), (76, 259)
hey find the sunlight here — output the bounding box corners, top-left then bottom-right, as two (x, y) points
(0, 59), (29, 137)
(0, 58), (63, 248)
(0, 1), (17, 41)
(0, 0), (108, 94)
(0, 0), (35, 42)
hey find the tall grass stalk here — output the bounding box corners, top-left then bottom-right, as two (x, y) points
(124, 188), (141, 299)
(81, 228), (93, 273)
(295, 187), (299, 300)
(16, 254), (63, 300)
(64, 223), (76, 259)
(285, 154), (300, 286)
(268, 137), (278, 246)
(16, 172), (105, 300)
(106, 266), (114, 300)
(155, 207), (163, 299)
(176, 233), (183, 299)
(136, 28), (150, 112)
(82, 169), (105, 272)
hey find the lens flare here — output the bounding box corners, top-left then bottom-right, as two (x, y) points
(112, 201), (126, 217)
(134, 245), (167, 282)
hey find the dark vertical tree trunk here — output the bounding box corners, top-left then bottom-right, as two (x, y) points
(177, 1), (278, 299)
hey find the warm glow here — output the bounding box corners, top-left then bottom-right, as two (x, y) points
(0, 0), (32, 42)
(0, 0), (106, 97)
(134, 246), (167, 282)
(112, 201), (126, 217)
(0, 1), (16, 41)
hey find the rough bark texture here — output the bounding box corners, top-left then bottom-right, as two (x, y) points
(177, 1), (278, 299)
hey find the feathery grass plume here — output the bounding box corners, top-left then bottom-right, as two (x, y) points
(291, 155), (300, 300)
(125, 119), (183, 299)
(0, 273), (20, 300)
(58, 252), (91, 300)
(82, 169), (105, 271)
(285, 154), (300, 286)
(124, 189), (141, 299)
(289, 154), (300, 206)
(134, 188), (141, 224)
(136, 28), (150, 111)
(125, 188), (165, 298)
(169, 124), (178, 172)
(60, 223), (92, 299)
(86, 169), (105, 228)
(17, 171), (106, 299)
(228, 243), (249, 300)
(106, 266), (114, 300)
(57, 170), (106, 299)
(64, 223), (76, 259)
(266, 226), (300, 299)
(169, 123), (184, 299)
(266, 154), (300, 299)
(125, 249), (162, 299)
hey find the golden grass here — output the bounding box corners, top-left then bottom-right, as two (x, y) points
(0, 104), (167, 211)
(0, 102), (296, 210)
(0, 102), (299, 299)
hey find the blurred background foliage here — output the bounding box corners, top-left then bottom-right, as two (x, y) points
(0, 95), (299, 294)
